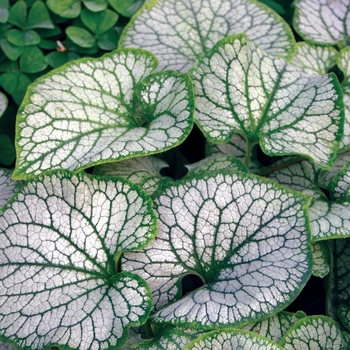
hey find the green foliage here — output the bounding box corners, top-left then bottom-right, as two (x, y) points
(1, 0), (350, 349)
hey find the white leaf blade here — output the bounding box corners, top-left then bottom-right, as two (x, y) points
(243, 311), (306, 343)
(293, 0), (350, 46)
(123, 172), (312, 328)
(190, 34), (343, 169)
(13, 49), (194, 179)
(0, 171), (157, 350)
(279, 316), (344, 350)
(184, 329), (283, 350)
(119, 0), (295, 72)
(289, 42), (338, 76)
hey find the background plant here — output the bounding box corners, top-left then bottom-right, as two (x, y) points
(1, 0), (350, 349)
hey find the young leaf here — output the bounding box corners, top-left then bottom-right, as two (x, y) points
(123, 171), (312, 329)
(279, 316), (344, 350)
(94, 156), (169, 196)
(206, 134), (262, 173)
(185, 155), (247, 176)
(293, 0), (350, 47)
(338, 304), (350, 332)
(0, 171), (157, 350)
(266, 159), (350, 241)
(0, 168), (22, 207)
(189, 34), (344, 169)
(119, 0), (295, 72)
(184, 329), (283, 350)
(290, 42), (338, 76)
(311, 241), (330, 278)
(13, 49), (194, 179)
(242, 311), (306, 343)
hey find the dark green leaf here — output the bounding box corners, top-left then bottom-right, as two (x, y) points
(35, 25), (61, 38)
(65, 37), (99, 54)
(45, 50), (80, 68)
(0, 134), (15, 165)
(81, 9), (118, 36)
(20, 46), (47, 73)
(66, 26), (95, 48)
(46, 0), (80, 18)
(108, 0), (143, 17)
(0, 71), (31, 104)
(0, 58), (18, 72)
(38, 39), (58, 50)
(97, 27), (119, 50)
(259, 0), (285, 14)
(8, 0), (26, 29)
(6, 29), (40, 46)
(0, 0), (9, 23)
(0, 38), (24, 60)
(26, 1), (54, 29)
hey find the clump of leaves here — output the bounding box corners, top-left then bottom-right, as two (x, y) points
(1, 0), (350, 349)
(0, 0), (142, 169)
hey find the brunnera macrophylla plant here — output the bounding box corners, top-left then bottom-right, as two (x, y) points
(0, 0), (350, 349)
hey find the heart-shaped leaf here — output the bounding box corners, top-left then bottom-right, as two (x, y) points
(279, 316), (344, 350)
(189, 34), (344, 169)
(243, 311), (306, 343)
(184, 329), (283, 350)
(0, 171), (157, 349)
(119, 0), (295, 72)
(293, 0), (350, 47)
(123, 171), (312, 329)
(13, 48), (194, 179)
(290, 42), (338, 76)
